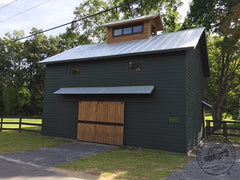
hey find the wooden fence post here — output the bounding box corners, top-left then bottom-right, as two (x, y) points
(0, 117), (3, 132)
(223, 122), (227, 139)
(206, 121), (210, 138)
(19, 117), (22, 133)
(201, 105), (205, 138)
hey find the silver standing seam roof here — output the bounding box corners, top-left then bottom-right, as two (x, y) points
(39, 27), (207, 65)
(54, 86), (154, 95)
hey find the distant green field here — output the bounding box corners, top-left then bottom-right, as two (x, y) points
(0, 118), (42, 131)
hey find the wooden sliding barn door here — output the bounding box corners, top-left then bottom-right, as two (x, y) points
(77, 101), (124, 145)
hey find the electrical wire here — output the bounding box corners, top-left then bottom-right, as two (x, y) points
(0, 0), (18, 10)
(0, 0), (51, 23)
(2, 0), (138, 44)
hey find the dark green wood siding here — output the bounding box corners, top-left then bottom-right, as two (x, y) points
(42, 52), (188, 152)
(185, 45), (205, 152)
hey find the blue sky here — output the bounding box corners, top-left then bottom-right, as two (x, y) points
(0, 0), (192, 38)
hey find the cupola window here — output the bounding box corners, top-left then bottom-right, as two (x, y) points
(113, 24), (143, 37)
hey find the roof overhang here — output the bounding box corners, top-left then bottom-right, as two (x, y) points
(40, 48), (187, 65)
(201, 101), (212, 108)
(101, 13), (161, 27)
(54, 86), (154, 95)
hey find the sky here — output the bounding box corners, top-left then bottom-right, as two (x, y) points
(0, 0), (192, 38)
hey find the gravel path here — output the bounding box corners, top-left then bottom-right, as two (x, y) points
(0, 141), (116, 167)
(167, 144), (240, 180)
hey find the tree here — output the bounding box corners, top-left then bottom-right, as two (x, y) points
(0, 24), (92, 115)
(0, 29), (61, 115)
(0, 31), (28, 115)
(73, 0), (183, 42)
(58, 23), (92, 50)
(206, 36), (240, 122)
(23, 28), (64, 115)
(183, 1), (240, 123)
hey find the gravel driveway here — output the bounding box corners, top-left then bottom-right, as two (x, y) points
(167, 144), (240, 180)
(0, 141), (116, 167)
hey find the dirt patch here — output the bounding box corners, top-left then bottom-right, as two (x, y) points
(52, 168), (129, 180)
(50, 167), (100, 180)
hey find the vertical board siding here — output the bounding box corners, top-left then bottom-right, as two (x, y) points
(78, 101), (98, 121)
(42, 52), (187, 152)
(78, 101), (124, 123)
(77, 123), (95, 142)
(97, 102), (124, 123)
(77, 101), (124, 145)
(185, 44), (205, 152)
(95, 125), (123, 145)
(77, 123), (124, 145)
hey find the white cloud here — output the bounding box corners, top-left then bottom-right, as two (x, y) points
(0, 0), (14, 4)
(179, 0), (192, 22)
(0, 0), (81, 37)
(0, 0), (192, 38)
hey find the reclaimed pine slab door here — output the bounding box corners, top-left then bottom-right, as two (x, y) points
(77, 101), (124, 145)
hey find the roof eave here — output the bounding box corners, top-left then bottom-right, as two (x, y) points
(101, 13), (160, 27)
(39, 47), (189, 65)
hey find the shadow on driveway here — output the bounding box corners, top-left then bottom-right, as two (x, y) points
(0, 141), (116, 167)
(167, 144), (240, 180)
(0, 141), (116, 180)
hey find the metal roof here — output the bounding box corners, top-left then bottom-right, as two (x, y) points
(201, 101), (213, 108)
(40, 27), (206, 64)
(102, 13), (160, 27)
(54, 86), (154, 95)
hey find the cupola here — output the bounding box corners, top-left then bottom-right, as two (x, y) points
(102, 13), (164, 44)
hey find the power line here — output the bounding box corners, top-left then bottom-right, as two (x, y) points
(0, 0), (51, 23)
(0, 0), (18, 10)
(2, 0), (138, 45)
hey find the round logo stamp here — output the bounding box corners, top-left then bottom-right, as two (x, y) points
(196, 139), (236, 175)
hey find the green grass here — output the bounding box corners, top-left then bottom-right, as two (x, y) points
(0, 130), (72, 153)
(207, 135), (240, 144)
(57, 147), (188, 180)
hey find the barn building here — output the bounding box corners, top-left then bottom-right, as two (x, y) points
(40, 13), (210, 153)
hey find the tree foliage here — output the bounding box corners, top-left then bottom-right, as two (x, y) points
(0, 27), (91, 115)
(183, 1), (240, 121)
(73, 0), (183, 42)
(206, 36), (240, 120)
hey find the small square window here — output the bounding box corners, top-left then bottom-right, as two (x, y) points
(133, 25), (143, 33)
(113, 28), (122, 36)
(129, 62), (142, 72)
(123, 27), (132, 35)
(70, 65), (80, 76)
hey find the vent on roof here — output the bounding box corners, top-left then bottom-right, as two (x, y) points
(102, 13), (164, 44)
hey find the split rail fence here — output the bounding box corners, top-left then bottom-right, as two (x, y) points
(0, 116), (42, 133)
(206, 120), (240, 139)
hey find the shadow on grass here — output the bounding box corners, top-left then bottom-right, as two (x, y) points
(58, 147), (189, 180)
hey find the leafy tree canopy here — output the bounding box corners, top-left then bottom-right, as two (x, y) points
(73, 0), (183, 42)
(183, 0), (240, 121)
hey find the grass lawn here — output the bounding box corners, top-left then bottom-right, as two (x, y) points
(0, 118), (72, 153)
(57, 147), (188, 180)
(0, 131), (72, 153)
